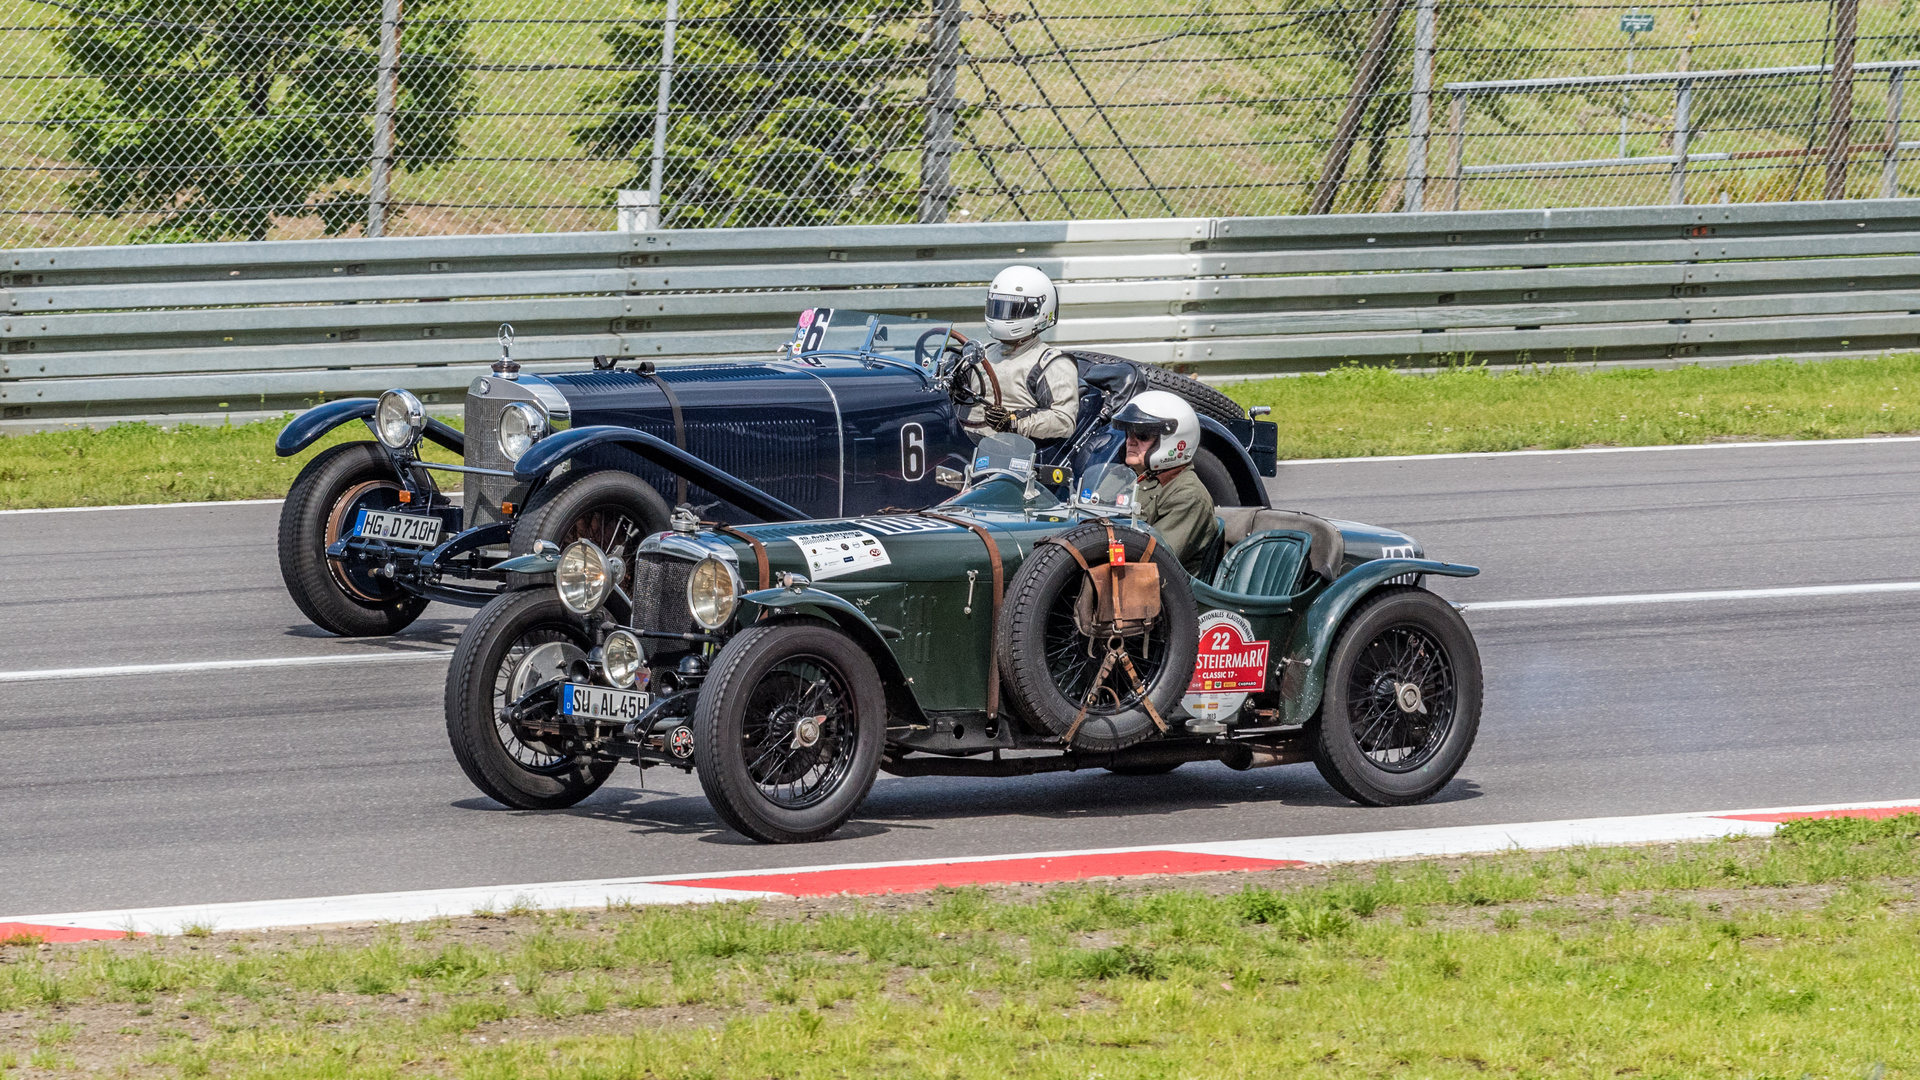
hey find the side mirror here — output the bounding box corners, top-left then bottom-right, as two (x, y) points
(935, 465), (965, 490)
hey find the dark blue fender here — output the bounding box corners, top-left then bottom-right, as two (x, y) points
(743, 586), (927, 724)
(1197, 415), (1270, 508)
(1278, 558), (1481, 725)
(515, 426), (805, 523)
(275, 398), (465, 457)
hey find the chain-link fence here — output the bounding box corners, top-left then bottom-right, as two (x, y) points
(2, 0), (1915, 247)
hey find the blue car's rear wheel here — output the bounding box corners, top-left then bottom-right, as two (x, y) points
(694, 622), (886, 843)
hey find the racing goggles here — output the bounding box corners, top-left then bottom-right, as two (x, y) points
(1110, 400), (1179, 437)
(985, 292), (1043, 321)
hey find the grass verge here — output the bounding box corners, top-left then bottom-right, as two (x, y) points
(7, 353), (1920, 510)
(0, 417), (460, 511)
(1226, 353), (1920, 460)
(2, 816), (1918, 1078)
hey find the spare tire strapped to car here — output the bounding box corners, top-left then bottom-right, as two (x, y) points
(1040, 521), (1171, 743)
(997, 523), (1198, 753)
(914, 512), (1007, 720)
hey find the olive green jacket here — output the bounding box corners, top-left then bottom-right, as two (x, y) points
(1135, 466), (1219, 577)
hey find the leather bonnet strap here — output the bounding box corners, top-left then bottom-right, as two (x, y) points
(917, 512), (1005, 720)
(635, 367), (689, 506)
(705, 522), (770, 590)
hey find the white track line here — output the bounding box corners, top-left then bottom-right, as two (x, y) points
(1280, 433), (1920, 466)
(1465, 580), (1920, 612)
(13, 798), (1916, 936)
(0, 498), (283, 516)
(0, 651), (451, 684)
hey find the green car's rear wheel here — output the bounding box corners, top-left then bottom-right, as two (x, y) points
(444, 588), (616, 810)
(694, 622), (886, 844)
(1310, 587), (1481, 806)
(278, 441), (431, 637)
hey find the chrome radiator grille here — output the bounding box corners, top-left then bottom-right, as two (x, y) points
(462, 384), (516, 530)
(632, 553), (697, 637)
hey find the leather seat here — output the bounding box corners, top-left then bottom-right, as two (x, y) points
(1212, 529), (1311, 597)
(1214, 507), (1345, 583)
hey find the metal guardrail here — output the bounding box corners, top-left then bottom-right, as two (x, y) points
(5, 201), (1920, 422)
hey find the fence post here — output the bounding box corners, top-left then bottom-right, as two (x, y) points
(1882, 68), (1905, 199)
(1403, 0), (1436, 212)
(1445, 90), (1466, 211)
(1309, 0), (1408, 215)
(366, 0), (404, 238)
(1669, 79), (1692, 205)
(646, 0), (679, 228)
(919, 0), (963, 223)
(1823, 0), (1859, 200)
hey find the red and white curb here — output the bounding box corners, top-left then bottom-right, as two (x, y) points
(7, 798), (1915, 942)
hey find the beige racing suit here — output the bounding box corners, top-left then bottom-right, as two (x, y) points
(961, 337), (1081, 442)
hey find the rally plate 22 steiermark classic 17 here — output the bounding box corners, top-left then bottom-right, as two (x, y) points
(443, 433), (1483, 844)
(274, 313), (1278, 637)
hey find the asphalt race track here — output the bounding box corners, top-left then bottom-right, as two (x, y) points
(7, 438), (1920, 915)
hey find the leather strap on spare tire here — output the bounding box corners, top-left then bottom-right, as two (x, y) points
(635, 368), (689, 505)
(1045, 520), (1161, 638)
(705, 523), (770, 589)
(917, 511), (1005, 720)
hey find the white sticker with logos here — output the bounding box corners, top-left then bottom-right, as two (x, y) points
(790, 529), (891, 581)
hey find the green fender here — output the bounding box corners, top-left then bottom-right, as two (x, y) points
(1278, 558), (1480, 725)
(742, 586), (929, 726)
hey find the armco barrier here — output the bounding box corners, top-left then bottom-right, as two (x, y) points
(5, 201), (1920, 422)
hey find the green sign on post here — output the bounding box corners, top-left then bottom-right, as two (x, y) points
(1621, 12), (1654, 32)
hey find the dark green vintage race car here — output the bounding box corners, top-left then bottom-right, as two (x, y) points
(444, 434), (1484, 843)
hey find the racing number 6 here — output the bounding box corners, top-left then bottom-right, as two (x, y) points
(900, 423), (926, 482)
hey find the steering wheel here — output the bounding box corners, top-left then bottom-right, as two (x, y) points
(915, 326), (968, 371)
(943, 338), (994, 409)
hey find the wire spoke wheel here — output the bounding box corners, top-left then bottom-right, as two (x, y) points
(558, 507), (645, 591)
(738, 656), (857, 810)
(1344, 625), (1455, 773)
(1312, 587), (1482, 807)
(493, 635), (582, 771)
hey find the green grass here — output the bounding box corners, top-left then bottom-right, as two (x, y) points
(0, 415), (460, 510)
(4, 816), (1919, 1078)
(1228, 353), (1920, 459)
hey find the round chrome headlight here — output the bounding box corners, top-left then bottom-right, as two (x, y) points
(687, 555), (741, 630)
(374, 389), (425, 450)
(556, 539), (612, 615)
(497, 402), (546, 462)
(601, 629), (643, 689)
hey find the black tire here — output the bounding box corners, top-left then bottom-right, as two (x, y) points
(1132, 362), (1246, 426)
(508, 469), (672, 590)
(694, 622), (887, 843)
(1106, 762), (1183, 776)
(997, 524), (1198, 752)
(1190, 446), (1238, 507)
(444, 588), (617, 810)
(1310, 587), (1482, 806)
(277, 440), (431, 637)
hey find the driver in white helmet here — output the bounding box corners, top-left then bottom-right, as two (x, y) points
(1111, 390), (1219, 576)
(961, 266), (1080, 442)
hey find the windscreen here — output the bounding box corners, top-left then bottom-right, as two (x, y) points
(971, 432), (1036, 481)
(791, 308), (956, 371)
(1077, 462), (1139, 509)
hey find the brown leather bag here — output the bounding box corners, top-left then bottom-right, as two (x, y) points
(1055, 521), (1162, 638)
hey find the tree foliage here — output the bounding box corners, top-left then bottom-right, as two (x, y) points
(573, 0), (926, 228)
(44, 0), (475, 241)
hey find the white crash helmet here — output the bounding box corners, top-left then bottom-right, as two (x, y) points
(1111, 389), (1200, 471)
(983, 265), (1058, 343)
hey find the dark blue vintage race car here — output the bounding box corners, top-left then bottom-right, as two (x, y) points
(275, 310), (1279, 636)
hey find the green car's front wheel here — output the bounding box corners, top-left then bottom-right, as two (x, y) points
(1310, 587), (1482, 806)
(694, 623), (886, 844)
